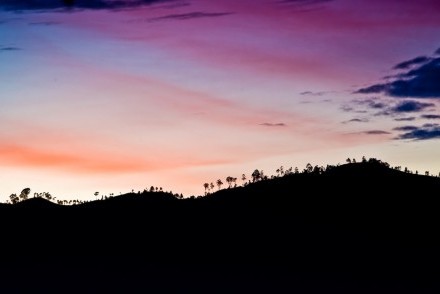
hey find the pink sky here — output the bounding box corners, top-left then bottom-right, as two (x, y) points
(0, 0), (439, 200)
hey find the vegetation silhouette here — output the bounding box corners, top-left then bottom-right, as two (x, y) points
(0, 157), (439, 293)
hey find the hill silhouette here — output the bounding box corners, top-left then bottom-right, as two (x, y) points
(0, 160), (439, 293)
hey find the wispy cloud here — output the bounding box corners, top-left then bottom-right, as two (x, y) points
(260, 122), (287, 127)
(148, 11), (233, 22)
(300, 91), (325, 96)
(355, 98), (387, 109)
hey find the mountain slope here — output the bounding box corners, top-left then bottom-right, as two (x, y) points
(0, 161), (439, 293)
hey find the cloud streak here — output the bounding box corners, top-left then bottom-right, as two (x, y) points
(394, 117), (416, 121)
(0, 47), (21, 51)
(260, 123), (287, 127)
(148, 11), (234, 22)
(393, 56), (430, 70)
(343, 118), (369, 124)
(0, 0), (174, 12)
(421, 114), (440, 119)
(29, 21), (61, 26)
(393, 126), (418, 131)
(364, 130), (391, 135)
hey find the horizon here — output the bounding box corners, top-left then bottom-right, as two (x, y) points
(5, 157), (439, 204)
(1, 0), (439, 201)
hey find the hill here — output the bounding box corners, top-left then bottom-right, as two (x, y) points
(0, 160), (439, 293)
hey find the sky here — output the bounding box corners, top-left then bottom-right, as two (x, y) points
(0, 0), (439, 200)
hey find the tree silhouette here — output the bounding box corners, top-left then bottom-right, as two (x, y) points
(251, 169), (261, 182)
(305, 163), (313, 173)
(226, 176), (237, 188)
(44, 192), (52, 201)
(241, 174), (246, 185)
(203, 183), (209, 195)
(19, 188), (31, 201)
(9, 193), (19, 204)
(216, 179), (223, 190)
(226, 176), (233, 188)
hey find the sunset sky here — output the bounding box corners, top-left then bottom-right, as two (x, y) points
(0, 0), (439, 200)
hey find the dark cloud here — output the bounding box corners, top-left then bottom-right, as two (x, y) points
(148, 11), (233, 22)
(435, 48), (440, 55)
(0, 47), (21, 51)
(393, 126), (418, 131)
(395, 125), (440, 140)
(392, 100), (434, 113)
(393, 56), (430, 70)
(394, 117), (416, 122)
(363, 130), (391, 135)
(421, 114), (440, 120)
(260, 123), (287, 127)
(0, 0), (174, 12)
(356, 50), (440, 98)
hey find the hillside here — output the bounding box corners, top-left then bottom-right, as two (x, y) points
(0, 161), (439, 293)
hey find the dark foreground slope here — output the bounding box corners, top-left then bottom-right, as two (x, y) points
(1, 161), (439, 293)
